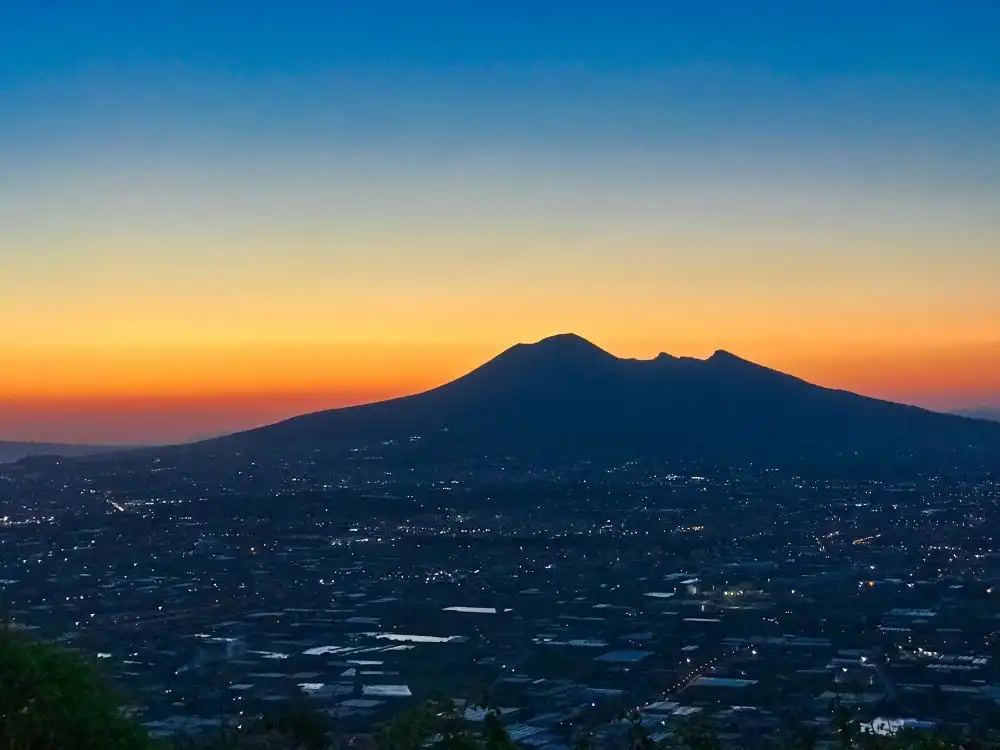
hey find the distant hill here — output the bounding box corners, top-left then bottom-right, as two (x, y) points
(0, 442), (122, 464)
(955, 407), (1000, 423)
(163, 333), (1000, 468)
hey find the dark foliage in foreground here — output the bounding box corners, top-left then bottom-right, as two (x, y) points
(0, 624), (154, 750)
(3, 626), (999, 750)
(189, 696), (1000, 750)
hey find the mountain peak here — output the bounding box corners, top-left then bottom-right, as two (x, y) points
(529, 333), (611, 354)
(499, 333), (615, 364)
(706, 349), (761, 367)
(458, 334), (618, 389)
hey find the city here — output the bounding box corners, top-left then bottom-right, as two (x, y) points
(3, 454), (999, 744)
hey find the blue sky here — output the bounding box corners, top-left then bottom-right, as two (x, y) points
(4, 1), (999, 162)
(4, 2), (999, 78)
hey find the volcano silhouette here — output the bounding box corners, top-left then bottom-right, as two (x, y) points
(189, 334), (1000, 465)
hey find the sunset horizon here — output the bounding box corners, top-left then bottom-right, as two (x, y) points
(3, 3), (998, 445)
(4, 332), (998, 445)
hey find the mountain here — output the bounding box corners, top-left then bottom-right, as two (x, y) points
(0, 442), (121, 464)
(182, 333), (1000, 467)
(955, 407), (1000, 423)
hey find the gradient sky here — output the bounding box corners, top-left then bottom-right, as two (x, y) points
(2, 1), (999, 444)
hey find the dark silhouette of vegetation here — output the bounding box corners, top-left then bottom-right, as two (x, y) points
(378, 696), (515, 750)
(0, 622), (154, 750)
(3, 627), (999, 750)
(248, 696), (332, 750)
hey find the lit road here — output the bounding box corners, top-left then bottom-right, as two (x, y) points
(663, 645), (754, 698)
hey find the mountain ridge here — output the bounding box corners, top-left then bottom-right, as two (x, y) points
(173, 333), (999, 467)
(0, 441), (123, 465)
(955, 407), (1000, 423)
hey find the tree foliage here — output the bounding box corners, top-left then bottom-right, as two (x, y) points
(247, 694), (332, 750)
(2, 628), (998, 750)
(378, 697), (515, 750)
(0, 623), (154, 750)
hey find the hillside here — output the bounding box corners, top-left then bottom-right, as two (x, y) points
(0, 441), (122, 464)
(178, 334), (1000, 467)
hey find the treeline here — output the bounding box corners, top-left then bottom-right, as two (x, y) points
(3, 624), (998, 750)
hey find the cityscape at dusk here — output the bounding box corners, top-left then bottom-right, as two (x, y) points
(3, 5), (1000, 750)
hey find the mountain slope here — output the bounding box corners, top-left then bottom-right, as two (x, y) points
(955, 407), (1000, 423)
(191, 334), (1000, 465)
(0, 442), (121, 464)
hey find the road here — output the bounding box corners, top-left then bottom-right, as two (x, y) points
(663, 645), (754, 698)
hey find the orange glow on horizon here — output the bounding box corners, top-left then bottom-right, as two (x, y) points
(2, 336), (997, 445)
(5, 216), (998, 445)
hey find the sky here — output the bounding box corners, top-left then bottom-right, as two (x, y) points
(2, 1), (999, 445)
